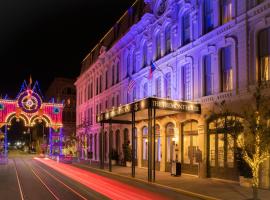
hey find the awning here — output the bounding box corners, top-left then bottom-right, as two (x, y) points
(97, 97), (201, 123)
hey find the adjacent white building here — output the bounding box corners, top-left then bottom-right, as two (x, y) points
(75, 0), (270, 188)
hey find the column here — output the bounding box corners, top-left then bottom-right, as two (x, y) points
(198, 119), (207, 178)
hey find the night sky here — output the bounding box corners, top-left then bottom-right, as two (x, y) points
(0, 0), (135, 98)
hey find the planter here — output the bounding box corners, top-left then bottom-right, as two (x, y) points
(111, 160), (117, 165)
(126, 161), (132, 167)
(239, 176), (252, 188)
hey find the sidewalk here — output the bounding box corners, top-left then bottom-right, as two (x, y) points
(73, 160), (270, 200)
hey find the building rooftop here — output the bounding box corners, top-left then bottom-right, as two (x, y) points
(80, 0), (147, 74)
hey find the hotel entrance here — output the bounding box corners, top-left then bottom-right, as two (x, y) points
(182, 120), (199, 175)
(97, 97), (201, 182)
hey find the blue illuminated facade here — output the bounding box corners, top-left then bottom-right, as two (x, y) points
(76, 0), (270, 188)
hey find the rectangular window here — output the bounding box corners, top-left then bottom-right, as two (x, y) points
(143, 83), (148, 98)
(182, 64), (191, 100)
(99, 75), (102, 93)
(96, 77), (99, 95)
(182, 13), (190, 45)
(116, 94), (120, 106)
(155, 77), (162, 97)
(90, 108), (93, 125)
(221, 46), (233, 91)
(116, 64), (119, 83)
(105, 71), (108, 89)
(221, 0), (232, 24)
(204, 55), (213, 96)
(258, 28), (270, 82)
(209, 134), (216, 167)
(165, 73), (171, 98)
(156, 34), (161, 60)
(90, 83), (93, 98)
(204, 0), (214, 33)
(112, 66), (115, 85)
(132, 88), (136, 102)
(218, 134), (224, 167)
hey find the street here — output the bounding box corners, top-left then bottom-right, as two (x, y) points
(0, 151), (200, 200)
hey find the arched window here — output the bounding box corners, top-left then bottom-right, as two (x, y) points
(182, 64), (192, 100)
(258, 28), (270, 82)
(204, 54), (213, 96)
(105, 70), (108, 89)
(155, 77), (162, 97)
(127, 53), (130, 77)
(142, 43), (148, 68)
(183, 121), (198, 166)
(220, 46), (233, 91)
(116, 62), (120, 83)
(165, 26), (171, 54)
(156, 33), (161, 60)
(182, 12), (190, 45)
(208, 115), (242, 180)
(112, 65), (115, 86)
(133, 52), (136, 74)
(220, 0), (232, 24)
(143, 82), (148, 98)
(164, 72), (171, 98)
(142, 126), (148, 161)
(204, 0), (214, 33)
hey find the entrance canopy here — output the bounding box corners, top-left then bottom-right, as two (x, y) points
(96, 97), (201, 182)
(97, 97), (201, 123)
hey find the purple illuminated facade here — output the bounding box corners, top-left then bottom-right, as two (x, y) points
(76, 0), (270, 188)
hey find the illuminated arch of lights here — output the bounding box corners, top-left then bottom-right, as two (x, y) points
(0, 80), (64, 160)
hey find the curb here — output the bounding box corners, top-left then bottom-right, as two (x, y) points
(73, 163), (221, 200)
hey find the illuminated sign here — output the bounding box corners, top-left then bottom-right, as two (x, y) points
(97, 98), (201, 122)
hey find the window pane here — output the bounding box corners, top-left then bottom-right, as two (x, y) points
(258, 29), (270, 81)
(156, 77), (162, 97)
(218, 134), (224, 167)
(182, 64), (191, 100)
(227, 134), (234, 168)
(143, 138), (148, 160)
(221, 0), (232, 24)
(210, 134), (216, 167)
(165, 73), (171, 98)
(204, 55), (213, 96)
(182, 13), (190, 45)
(204, 0), (214, 33)
(183, 136), (190, 164)
(221, 46), (233, 91)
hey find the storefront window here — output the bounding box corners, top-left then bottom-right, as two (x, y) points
(143, 126), (148, 160)
(218, 134), (224, 167)
(166, 123), (174, 163)
(183, 121), (198, 165)
(210, 134), (216, 167)
(227, 134), (234, 168)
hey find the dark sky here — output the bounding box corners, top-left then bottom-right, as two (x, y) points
(0, 0), (135, 98)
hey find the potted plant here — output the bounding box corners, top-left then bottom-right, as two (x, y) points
(123, 144), (132, 167)
(110, 149), (118, 165)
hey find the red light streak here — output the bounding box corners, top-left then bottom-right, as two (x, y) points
(34, 157), (169, 200)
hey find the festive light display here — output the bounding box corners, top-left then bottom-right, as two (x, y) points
(0, 79), (63, 161)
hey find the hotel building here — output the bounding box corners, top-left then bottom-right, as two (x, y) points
(75, 0), (270, 188)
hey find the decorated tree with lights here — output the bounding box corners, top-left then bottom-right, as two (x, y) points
(211, 86), (270, 200)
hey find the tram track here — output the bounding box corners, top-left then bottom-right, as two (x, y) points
(12, 158), (59, 200)
(12, 159), (25, 200)
(29, 159), (88, 200)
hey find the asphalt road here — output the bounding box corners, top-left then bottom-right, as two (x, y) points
(0, 152), (200, 200)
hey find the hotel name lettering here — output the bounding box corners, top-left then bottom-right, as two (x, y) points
(152, 100), (201, 114)
(98, 98), (201, 122)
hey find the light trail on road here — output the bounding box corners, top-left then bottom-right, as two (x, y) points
(32, 160), (88, 200)
(35, 157), (170, 200)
